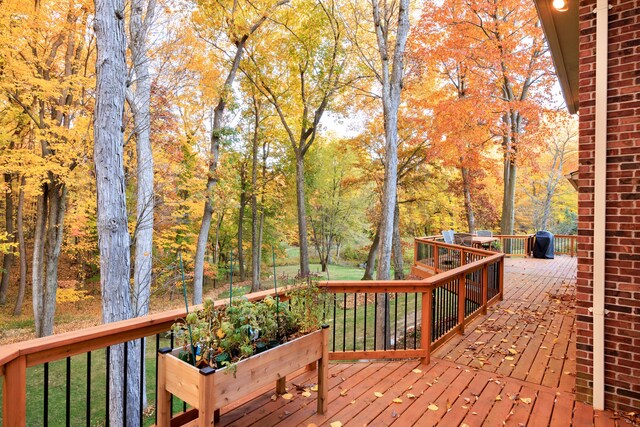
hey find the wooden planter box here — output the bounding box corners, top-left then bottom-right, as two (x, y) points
(157, 325), (329, 426)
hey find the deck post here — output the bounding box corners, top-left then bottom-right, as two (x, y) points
(570, 237), (575, 257)
(458, 273), (466, 334)
(317, 325), (330, 415)
(421, 291), (433, 365)
(198, 366), (216, 426)
(276, 377), (287, 394)
(156, 348), (172, 427)
(3, 355), (26, 427)
(482, 264), (489, 314)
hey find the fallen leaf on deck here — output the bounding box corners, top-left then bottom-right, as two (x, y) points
(505, 356), (514, 361)
(340, 389), (349, 396)
(350, 400), (356, 405)
(461, 424), (470, 427)
(271, 394), (278, 401)
(311, 385), (318, 392)
(302, 391), (311, 398)
(393, 398), (403, 403)
(413, 368), (422, 374)
(374, 392), (384, 398)
(501, 339), (509, 343)
(496, 395), (502, 401)
(462, 406), (469, 410)
(428, 404), (439, 411)
(508, 349), (518, 355)
(520, 397), (532, 404)
(330, 422), (342, 427)
(282, 393), (293, 400)
(407, 393), (416, 399)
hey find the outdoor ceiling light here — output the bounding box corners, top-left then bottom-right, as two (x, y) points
(553, 0), (569, 11)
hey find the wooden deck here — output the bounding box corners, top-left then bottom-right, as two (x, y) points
(211, 257), (623, 426)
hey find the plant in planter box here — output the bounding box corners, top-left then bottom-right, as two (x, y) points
(159, 286), (331, 426)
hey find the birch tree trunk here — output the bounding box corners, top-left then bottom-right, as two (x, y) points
(127, 0), (156, 417)
(94, 0), (133, 424)
(129, 0), (156, 318)
(371, 0), (410, 349)
(392, 202), (404, 280)
(13, 177), (26, 316)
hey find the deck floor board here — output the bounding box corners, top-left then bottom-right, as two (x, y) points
(212, 256), (622, 426)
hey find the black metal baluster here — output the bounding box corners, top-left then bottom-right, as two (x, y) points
(404, 293), (408, 350)
(343, 293), (347, 352)
(393, 293), (398, 350)
(66, 356), (71, 427)
(170, 333), (174, 416)
(44, 362), (49, 426)
(124, 342), (128, 423)
(105, 347), (110, 426)
(363, 293), (368, 351)
(374, 293), (378, 350)
(139, 337), (144, 426)
(86, 352), (91, 427)
(332, 293), (337, 352)
(383, 293), (388, 351)
(155, 334), (160, 425)
(353, 293), (357, 351)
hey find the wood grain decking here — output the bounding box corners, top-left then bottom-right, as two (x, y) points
(211, 257), (626, 426)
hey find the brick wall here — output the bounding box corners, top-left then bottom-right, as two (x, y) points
(576, 0), (640, 412)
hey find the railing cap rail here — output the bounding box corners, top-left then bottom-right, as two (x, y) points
(0, 286), (287, 371)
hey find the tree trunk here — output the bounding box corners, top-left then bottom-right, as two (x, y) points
(461, 165), (475, 234)
(362, 228), (379, 280)
(129, 0), (156, 318)
(94, 0), (133, 424)
(32, 189), (46, 337)
(0, 173), (14, 305)
(41, 181), (67, 336)
(500, 156), (517, 235)
(13, 177), (26, 316)
(295, 154), (310, 277)
(371, 0), (410, 350)
(193, 40), (247, 304)
(128, 0), (156, 417)
(238, 165), (246, 281)
(392, 202), (404, 280)
(250, 108), (260, 292)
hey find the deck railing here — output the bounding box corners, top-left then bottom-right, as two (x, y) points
(0, 244), (505, 426)
(414, 233), (577, 264)
(320, 246), (504, 364)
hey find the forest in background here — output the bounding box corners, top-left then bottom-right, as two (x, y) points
(0, 0), (577, 339)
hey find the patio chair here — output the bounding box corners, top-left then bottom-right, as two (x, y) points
(476, 230), (493, 237)
(441, 230), (455, 244)
(454, 232), (474, 247)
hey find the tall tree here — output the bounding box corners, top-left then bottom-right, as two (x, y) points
(94, 0), (133, 423)
(127, 0), (156, 317)
(191, 0), (288, 304)
(245, 0), (347, 277)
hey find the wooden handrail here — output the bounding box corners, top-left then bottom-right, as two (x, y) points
(0, 287), (287, 372)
